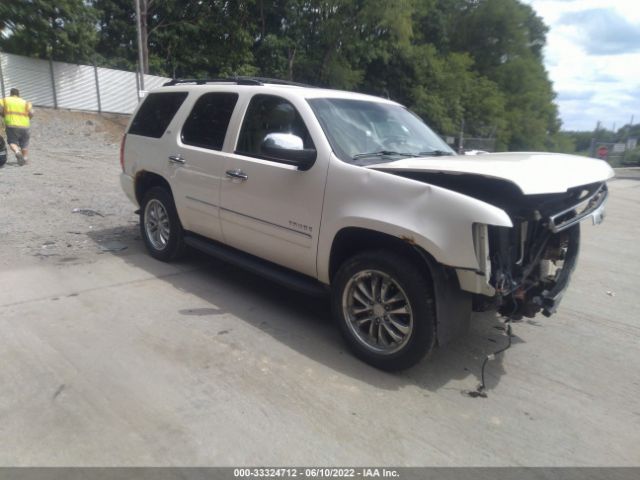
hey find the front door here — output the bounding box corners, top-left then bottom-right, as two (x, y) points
(219, 94), (327, 277)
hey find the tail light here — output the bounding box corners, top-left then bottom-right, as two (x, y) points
(119, 133), (127, 172)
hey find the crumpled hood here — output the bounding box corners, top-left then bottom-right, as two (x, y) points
(366, 152), (615, 194)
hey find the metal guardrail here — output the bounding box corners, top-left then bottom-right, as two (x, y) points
(0, 52), (169, 115)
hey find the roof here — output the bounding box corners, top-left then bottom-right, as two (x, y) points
(157, 77), (399, 105)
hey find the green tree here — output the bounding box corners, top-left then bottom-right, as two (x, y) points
(450, 0), (559, 150)
(93, 0), (137, 70)
(0, 0), (97, 63)
(2, 0), (564, 152)
(145, 0), (257, 78)
(250, 0), (415, 88)
(624, 146), (640, 165)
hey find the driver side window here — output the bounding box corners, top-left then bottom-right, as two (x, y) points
(236, 95), (314, 159)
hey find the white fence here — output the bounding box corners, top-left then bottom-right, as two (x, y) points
(0, 52), (170, 115)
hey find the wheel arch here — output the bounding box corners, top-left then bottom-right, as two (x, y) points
(328, 227), (472, 346)
(328, 227), (434, 283)
(135, 170), (172, 205)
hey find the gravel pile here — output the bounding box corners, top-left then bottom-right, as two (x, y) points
(0, 108), (140, 269)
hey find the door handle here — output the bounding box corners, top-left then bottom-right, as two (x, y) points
(168, 154), (185, 164)
(225, 169), (248, 181)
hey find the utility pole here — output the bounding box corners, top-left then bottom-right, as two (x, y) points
(135, 0), (145, 92)
(140, 0), (149, 74)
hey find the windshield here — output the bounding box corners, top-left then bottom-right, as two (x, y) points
(308, 98), (455, 165)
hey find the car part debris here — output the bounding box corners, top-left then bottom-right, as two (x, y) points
(463, 320), (513, 399)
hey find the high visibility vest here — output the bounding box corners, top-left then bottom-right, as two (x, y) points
(1, 96), (32, 128)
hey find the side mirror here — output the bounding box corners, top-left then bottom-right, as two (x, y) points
(261, 133), (317, 171)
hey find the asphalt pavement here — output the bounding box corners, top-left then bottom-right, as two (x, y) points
(1, 171), (638, 466)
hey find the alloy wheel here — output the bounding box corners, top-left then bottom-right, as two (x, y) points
(341, 269), (414, 355)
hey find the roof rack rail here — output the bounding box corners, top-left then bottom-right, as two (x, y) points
(244, 77), (313, 87)
(163, 77), (261, 87)
(163, 76), (313, 88)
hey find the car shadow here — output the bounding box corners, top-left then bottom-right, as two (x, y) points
(87, 224), (523, 396)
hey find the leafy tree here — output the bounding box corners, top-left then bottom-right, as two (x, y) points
(450, 0), (559, 150)
(547, 132), (577, 154)
(624, 147), (640, 165)
(0, 0), (97, 63)
(93, 0), (258, 77)
(93, 0), (137, 70)
(0, 0), (565, 152)
(145, 0), (257, 78)
(249, 0), (415, 88)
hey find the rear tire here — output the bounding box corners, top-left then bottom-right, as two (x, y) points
(140, 186), (186, 261)
(331, 250), (436, 371)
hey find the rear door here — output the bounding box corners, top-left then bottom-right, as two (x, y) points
(168, 91), (239, 240)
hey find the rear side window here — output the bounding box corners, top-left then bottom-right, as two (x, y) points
(129, 92), (188, 138)
(181, 92), (238, 150)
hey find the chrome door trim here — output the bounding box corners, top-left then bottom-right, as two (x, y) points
(185, 195), (218, 208)
(220, 207), (312, 239)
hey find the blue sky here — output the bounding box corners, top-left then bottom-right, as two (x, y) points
(523, 0), (639, 131)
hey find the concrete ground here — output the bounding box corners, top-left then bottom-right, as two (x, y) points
(0, 118), (639, 465)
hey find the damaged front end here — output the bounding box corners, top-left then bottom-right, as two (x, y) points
(370, 154), (612, 323)
(479, 182), (607, 319)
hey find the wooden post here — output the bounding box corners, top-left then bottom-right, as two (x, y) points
(94, 64), (102, 113)
(135, 0), (145, 91)
(135, 70), (141, 101)
(49, 58), (58, 109)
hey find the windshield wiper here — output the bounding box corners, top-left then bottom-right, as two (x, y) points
(352, 150), (419, 160)
(418, 150), (454, 156)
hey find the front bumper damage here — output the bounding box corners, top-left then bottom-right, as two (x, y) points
(466, 182), (608, 320)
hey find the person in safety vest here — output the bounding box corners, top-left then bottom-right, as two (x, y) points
(0, 88), (34, 166)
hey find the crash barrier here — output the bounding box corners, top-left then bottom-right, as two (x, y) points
(0, 52), (169, 115)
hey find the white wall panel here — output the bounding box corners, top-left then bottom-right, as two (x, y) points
(143, 74), (169, 93)
(53, 61), (99, 111)
(96, 67), (139, 114)
(0, 53), (55, 107)
(0, 53), (171, 115)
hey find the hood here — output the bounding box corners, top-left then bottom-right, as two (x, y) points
(366, 152), (615, 194)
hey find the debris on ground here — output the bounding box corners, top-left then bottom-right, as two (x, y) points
(462, 389), (488, 399)
(72, 208), (104, 217)
(98, 241), (128, 252)
(606, 290), (616, 297)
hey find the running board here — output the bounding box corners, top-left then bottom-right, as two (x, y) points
(184, 234), (328, 298)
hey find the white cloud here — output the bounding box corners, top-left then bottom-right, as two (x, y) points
(523, 0), (639, 130)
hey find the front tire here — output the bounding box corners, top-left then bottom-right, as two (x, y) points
(331, 250), (436, 370)
(140, 186), (186, 261)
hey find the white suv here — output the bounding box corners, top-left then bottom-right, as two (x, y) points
(120, 78), (613, 370)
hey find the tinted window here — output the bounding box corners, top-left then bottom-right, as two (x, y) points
(181, 92), (238, 150)
(129, 92), (188, 138)
(237, 95), (314, 157)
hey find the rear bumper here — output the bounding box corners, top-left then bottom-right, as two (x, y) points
(120, 173), (138, 207)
